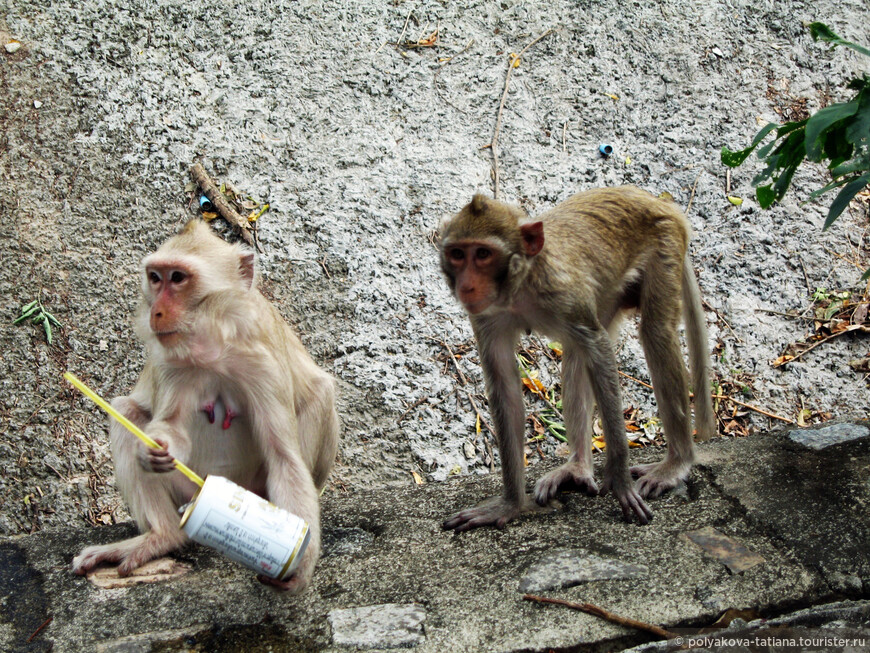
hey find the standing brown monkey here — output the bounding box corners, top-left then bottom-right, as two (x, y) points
(72, 221), (339, 592)
(439, 186), (714, 529)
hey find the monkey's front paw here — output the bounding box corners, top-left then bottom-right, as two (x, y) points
(442, 495), (531, 532)
(146, 438), (177, 473)
(533, 464), (599, 505)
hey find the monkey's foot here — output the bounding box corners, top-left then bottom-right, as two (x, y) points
(443, 495), (542, 532)
(600, 471), (653, 524)
(533, 463), (599, 506)
(630, 460), (691, 499)
(72, 543), (153, 577)
(73, 533), (185, 577)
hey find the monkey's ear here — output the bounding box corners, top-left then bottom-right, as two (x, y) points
(520, 221), (544, 256)
(239, 252), (255, 289)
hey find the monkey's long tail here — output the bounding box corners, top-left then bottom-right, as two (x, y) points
(681, 258), (716, 442)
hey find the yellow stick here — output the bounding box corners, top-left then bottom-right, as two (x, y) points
(63, 372), (205, 487)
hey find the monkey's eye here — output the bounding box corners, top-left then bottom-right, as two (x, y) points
(448, 248), (465, 262)
(170, 270), (187, 284)
(148, 271), (161, 284)
(475, 248), (492, 261)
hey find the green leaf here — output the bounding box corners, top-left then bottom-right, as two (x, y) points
(13, 305), (40, 324)
(756, 185), (777, 208)
(823, 173), (870, 229)
(32, 314), (45, 324)
(44, 320), (52, 344)
(829, 158), (865, 179)
(721, 123), (778, 167)
(19, 300), (38, 314)
(45, 312), (62, 326)
(805, 100), (859, 160)
(845, 99), (870, 147)
(808, 177), (849, 199)
(808, 22), (870, 58)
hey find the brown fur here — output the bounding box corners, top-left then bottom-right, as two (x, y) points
(440, 186), (714, 529)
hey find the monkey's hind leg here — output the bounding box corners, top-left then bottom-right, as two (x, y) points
(72, 397), (188, 576)
(534, 350), (599, 505)
(631, 281), (695, 498)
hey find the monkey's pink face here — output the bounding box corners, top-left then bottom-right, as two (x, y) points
(145, 261), (197, 346)
(442, 241), (504, 315)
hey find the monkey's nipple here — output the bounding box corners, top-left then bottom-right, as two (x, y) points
(222, 406), (239, 430)
(201, 402), (216, 424)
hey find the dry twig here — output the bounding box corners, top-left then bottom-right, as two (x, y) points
(430, 337), (498, 440)
(523, 594), (679, 640)
(617, 370), (794, 424)
(397, 395), (429, 424)
(710, 394), (795, 424)
(190, 163), (254, 246)
(491, 29), (553, 199)
(773, 324), (870, 368)
(27, 617), (53, 643)
(685, 170), (703, 217)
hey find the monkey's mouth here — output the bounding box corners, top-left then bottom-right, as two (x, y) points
(155, 331), (182, 345)
(462, 298), (493, 315)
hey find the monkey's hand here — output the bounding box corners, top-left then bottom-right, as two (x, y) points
(141, 438), (177, 474)
(256, 545), (315, 594)
(443, 495), (539, 532)
(257, 573), (308, 593)
(600, 471), (653, 524)
(533, 461), (599, 506)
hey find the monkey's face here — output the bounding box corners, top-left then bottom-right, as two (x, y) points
(142, 260), (199, 347)
(441, 239), (507, 315)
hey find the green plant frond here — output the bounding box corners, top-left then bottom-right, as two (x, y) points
(829, 156), (870, 179)
(721, 122), (779, 167)
(808, 177), (852, 199)
(823, 172), (870, 230)
(756, 185), (777, 209)
(808, 22), (870, 57)
(805, 101), (860, 160)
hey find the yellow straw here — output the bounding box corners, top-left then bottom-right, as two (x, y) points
(63, 372), (205, 487)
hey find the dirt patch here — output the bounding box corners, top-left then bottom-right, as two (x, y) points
(1, 1), (868, 536)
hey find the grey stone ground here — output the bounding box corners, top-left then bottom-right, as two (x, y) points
(2, 0), (870, 651)
(1, 422), (869, 651)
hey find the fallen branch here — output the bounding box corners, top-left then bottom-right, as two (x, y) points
(397, 395), (429, 424)
(27, 616), (52, 643)
(617, 371), (794, 424)
(523, 594), (679, 640)
(491, 29), (553, 199)
(685, 170), (702, 217)
(710, 394), (795, 424)
(430, 337), (498, 440)
(440, 339), (469, 386)
(190, 163), (254, 246)
(773, 324), (870, 368)
(618, 370), (653, 390)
